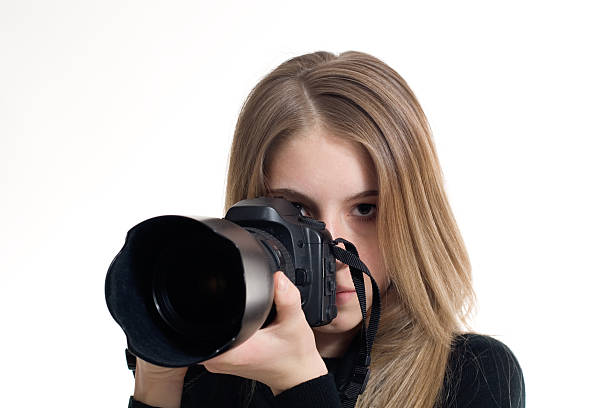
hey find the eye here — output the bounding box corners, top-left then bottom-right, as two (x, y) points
(291, 202), (311, 217)
(352, 204), (377, 219)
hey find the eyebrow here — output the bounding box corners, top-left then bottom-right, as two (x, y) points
(267, 188), (378, 206)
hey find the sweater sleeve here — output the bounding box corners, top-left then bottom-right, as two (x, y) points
(444, 334), (526, 408)
(127, 367), (342, 408)
(127, 365), (244, 408)
(273, 373), (342, 408)
(128, 396), (160, 408)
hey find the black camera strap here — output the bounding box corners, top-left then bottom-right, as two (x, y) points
(330, 238), (381, 408)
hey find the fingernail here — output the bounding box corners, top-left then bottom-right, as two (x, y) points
(277, 273), (288, 291)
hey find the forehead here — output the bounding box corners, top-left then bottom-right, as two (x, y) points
(266, 129), (378, 199)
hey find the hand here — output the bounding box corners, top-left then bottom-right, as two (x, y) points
(201, 271), (328, 396)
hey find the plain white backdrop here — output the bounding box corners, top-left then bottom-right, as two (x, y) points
(1, 1), (610, 406)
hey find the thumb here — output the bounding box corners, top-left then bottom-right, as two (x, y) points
(273, 271), (302, 321)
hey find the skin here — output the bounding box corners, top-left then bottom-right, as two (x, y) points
(133, 126), (391, 406)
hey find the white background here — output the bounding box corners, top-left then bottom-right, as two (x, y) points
(1, 1), (610, 406)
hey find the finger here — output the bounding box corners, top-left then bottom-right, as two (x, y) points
(272, 271), (302, 322)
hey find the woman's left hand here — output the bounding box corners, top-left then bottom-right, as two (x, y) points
(200, 271), (328, 396)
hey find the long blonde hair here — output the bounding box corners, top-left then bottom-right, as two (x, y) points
(224, 51), (476, 408)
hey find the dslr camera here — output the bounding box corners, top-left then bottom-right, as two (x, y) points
(105, 197), (338, 367)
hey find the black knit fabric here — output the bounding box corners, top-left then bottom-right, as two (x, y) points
(128, 334), (525, 408)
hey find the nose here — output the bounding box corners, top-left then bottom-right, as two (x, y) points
(322, 216), (341, 245)
(320, 216), (350, 274)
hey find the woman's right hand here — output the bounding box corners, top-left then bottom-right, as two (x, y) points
(133, 357), (189, 408)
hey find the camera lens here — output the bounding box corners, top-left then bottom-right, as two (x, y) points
(105, 208), (288, 366)
(152, 223), (245, 344)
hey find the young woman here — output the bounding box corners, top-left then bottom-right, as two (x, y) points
(129, 51), (525, 408)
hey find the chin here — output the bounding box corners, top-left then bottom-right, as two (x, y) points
(312, 310), (362, 334)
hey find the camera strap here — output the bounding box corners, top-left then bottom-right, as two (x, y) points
(330, 238), (381, 408)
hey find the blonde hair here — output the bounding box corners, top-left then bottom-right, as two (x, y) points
(224, 51), (476, 408)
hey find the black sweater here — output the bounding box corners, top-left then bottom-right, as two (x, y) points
(128, 333), (525, 408)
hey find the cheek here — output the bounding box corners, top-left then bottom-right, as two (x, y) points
(357, 240), (386, 291)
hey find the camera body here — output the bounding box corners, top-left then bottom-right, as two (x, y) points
(226, 197), (338, 326)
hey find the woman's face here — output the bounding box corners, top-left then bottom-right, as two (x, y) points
(266, 127), (390, 356)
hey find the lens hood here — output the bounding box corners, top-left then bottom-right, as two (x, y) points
(105, 215), (275, 367)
